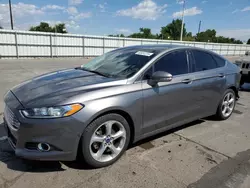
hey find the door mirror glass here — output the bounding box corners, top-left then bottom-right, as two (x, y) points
(148, 71), (172, 85)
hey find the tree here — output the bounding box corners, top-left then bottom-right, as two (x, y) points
(160, 19), (187, 40)
(247, 39), (250, 45)
(0, 25), (3, 29)
(128, 28), (156, 39)
(108, 34), (125, 37)
(196, 29), (216, 42)
(54, 23), (67, 33)
(29, 22), (67, 33)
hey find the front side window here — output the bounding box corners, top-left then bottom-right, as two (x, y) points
(154, 50), (188, 76)
(81, 48), (159, 78)
(192, 50), (217, 71)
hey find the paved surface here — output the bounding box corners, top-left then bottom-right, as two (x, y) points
(0, 57), (250, 188)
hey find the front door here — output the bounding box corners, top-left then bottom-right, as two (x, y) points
(141, 50), (201, 134)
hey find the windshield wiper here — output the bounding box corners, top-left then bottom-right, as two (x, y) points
(79, 67), (113, 78)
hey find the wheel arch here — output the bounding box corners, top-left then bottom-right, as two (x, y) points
(84, 108), (136, 145)
(228, 85), (239, 99)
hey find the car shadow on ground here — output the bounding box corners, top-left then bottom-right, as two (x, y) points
(0, 119), (206, 172)
(240, 83), (250, 92)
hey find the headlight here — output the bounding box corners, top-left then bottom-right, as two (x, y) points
(21, 104), (83, 118)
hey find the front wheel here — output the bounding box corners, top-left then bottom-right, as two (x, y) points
(81, 114), (131, 168)
(215, 89), (236, 120)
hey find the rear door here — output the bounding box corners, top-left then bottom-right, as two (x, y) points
(189, 50), (227, 115)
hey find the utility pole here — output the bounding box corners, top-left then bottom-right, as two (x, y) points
(198, 21), (201, 34)
(9, 0), (14, 30)
(180, 0), (186, 41)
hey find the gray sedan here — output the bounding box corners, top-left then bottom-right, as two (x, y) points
(3, 45), (241, 168)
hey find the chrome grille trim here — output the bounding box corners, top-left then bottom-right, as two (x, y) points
(4, 106), (20, 130)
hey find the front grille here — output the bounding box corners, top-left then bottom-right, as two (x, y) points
(4, 106), (20, 129)
(235, 61), (250, 69)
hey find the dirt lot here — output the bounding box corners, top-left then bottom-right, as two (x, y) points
(0, 57), (250, 188)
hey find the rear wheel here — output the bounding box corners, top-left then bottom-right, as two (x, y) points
(215, 89), (236, 120)
(81, 114), (130, 168)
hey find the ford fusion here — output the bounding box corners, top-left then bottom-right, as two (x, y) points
(3, 45), (241, 168)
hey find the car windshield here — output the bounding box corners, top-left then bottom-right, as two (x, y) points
(81, 48), (160, 78)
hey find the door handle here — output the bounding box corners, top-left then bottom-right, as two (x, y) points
(217, 73), (225, 78)
(182, 79), (192, 84)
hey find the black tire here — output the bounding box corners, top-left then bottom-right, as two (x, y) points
(215, 89), (236, 120)
(81, 113), (131, 168)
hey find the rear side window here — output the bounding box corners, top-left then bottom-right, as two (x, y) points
(154, 51), (188, 76)
(213, 55), (226, 67)
(192, 50), (217, 71)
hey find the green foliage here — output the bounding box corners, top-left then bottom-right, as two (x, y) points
(196, 29), (216, 42)
(247, 39), (250, 45)
(0, 25), (3, 29)
(195, 29), (243, 44)
(29, 22), (67, 33)
(115, 19), (243, 44)
(108, 34), (125, 37)
(128, 28), (156, 39)
(160, 19), (187, 40)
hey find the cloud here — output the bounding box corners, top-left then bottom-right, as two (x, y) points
(69, 0), (83, 5)
(69, 12), (92, 20)
(176, 0), (184, 5)
(116, 28), (131, 33)
(217, 29), (250, 41)
(116, 0), (168, 20)
(172, 7), (202, 18)
(0, 3), (43, 19)
(0, 2), (44, 28)
(241, 6), (250, 12)
(232, 9), (239, 14)
(67, 6), (78, 15)
(66, 20), (80, 30)
(41, 5), (65, 11)
(99, 2), (107, 12)
(201, 1), (208, 4)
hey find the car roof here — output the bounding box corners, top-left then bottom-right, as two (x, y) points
(118, 44), (224, 58)
(119, 44), (205, 53)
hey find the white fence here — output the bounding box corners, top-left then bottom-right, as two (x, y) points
(0, 29), (250, 58)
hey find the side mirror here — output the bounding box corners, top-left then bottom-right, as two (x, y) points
(148, 71), (173, 86)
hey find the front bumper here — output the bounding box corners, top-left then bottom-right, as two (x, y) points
(3, 92), (86, 161)
(3, 116), (83, 161)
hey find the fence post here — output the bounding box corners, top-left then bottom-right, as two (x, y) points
(234, 45), (237, 56)
(50, 34), (53, 58)
(141, 39), (143, 45)
(123, 38), (125, 47)
(14, 31), (19, 59)
(82, 36), (85, 57)
(102, 37), (105, 54)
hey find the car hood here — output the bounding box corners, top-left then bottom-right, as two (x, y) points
(11, 68), (118, 108)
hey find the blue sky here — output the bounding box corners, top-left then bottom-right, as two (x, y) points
(0, 0), (250, 41)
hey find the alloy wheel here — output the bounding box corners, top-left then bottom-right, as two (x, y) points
(221, 92), (235, 118)
(89, 120), (126, 162)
